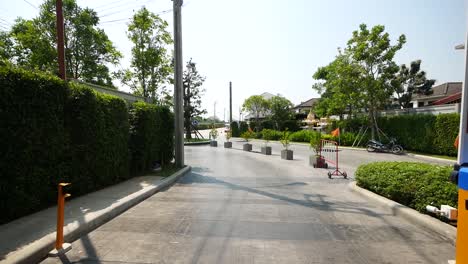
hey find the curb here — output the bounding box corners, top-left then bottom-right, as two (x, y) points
(3, 166), (191, 264)
(406, 153), (455, 164)
(348, 181), (456, 244)
(184, 141), (210, 146)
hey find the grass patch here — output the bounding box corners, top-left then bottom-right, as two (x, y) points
(406, 151), (457, 161)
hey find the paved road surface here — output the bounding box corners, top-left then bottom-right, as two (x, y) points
(42, 138), (455, 264)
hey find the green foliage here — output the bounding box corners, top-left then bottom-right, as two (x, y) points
(209, 126), (219, 140)
(355, 162), (457, 213)
(242, 95), (270, 131)
(309, 132), (322, 155)
(0, 66), (174, 224)
(65, 83), (129, 195)
(183, 59), (207, 139)
(230, 121), (240, 137)
(261, 120), (275, 130)
(268, 95), (293, 125)
(261, 129), (282, 141)
(196, 123), (224, 130)
(8, 0), (121, 86)
(289, 130), (316, 142)
(129, 102), (174, 175)
(240, 130), (254, 142)
(279, 120), (300, 132)
(239, 121), (249, 134)
(119, 7), (173, 99)
(0, 65), (68, 224)
(433, 114), (459, 156)
(280, 130), (291, 150)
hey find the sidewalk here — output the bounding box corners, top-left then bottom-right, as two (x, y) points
(0, 166), (191, 264)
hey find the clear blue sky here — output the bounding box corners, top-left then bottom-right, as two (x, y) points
(0, 0), (466, 120)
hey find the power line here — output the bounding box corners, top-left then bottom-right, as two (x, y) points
(99, 8), (173, 25)
(22, 0), (38, 10)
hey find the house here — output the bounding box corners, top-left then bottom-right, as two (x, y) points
(292, 98), (320, 119)
(410, 82), (462, 108)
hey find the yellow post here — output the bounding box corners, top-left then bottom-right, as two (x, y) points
(55, 183), (71, 250)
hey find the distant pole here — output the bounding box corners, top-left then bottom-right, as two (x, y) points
(56, 0), (66, 80)
(224, 108), (226, 122)
(173, 0), (184, 167)
(213, 101), (217, 124)
(229, 82), (232, 124)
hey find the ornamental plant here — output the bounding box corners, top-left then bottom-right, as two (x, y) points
(280, 129), (291, 150)
(225, 130), (232, 142)
(209, 126), (218, 141)
(241, 130), (253, 142)
(310, 131), (322, 156)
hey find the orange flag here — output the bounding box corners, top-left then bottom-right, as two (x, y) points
(331, 128), (340, 137)
(454, 134), (460, 149)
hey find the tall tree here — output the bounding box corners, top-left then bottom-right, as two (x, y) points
(183, 59), (207, 139)
(119, 7), (173, 101)
(242, 95), (270, 132)
(391, 60), (435, 109)
(268, 95), (294, 129)
(313, 52), (363, 119)
(8, 0), (121, 86)
(345, 24), (406, 139)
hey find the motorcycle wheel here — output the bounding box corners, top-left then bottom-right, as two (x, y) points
(366, 145), (376, 152)
(391, 145), (403, 154)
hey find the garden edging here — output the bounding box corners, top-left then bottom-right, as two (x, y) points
(348, 181), (456, 244)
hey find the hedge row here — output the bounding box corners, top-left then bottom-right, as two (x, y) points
(0, 66), (174, 224)
(355, 162), (457, 213)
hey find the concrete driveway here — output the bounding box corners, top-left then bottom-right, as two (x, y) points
(42, 138), (455, 264)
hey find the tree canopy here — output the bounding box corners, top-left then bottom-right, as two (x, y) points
(242, 95), (270, 131)
(268, 95), (294, 127)
(183, 59), (207, 139)
(118, 7), (173, 101)
(6, 0), (121, 87)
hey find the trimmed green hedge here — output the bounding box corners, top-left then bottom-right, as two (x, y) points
(0, 66), (69, 224)
(129, 102), (174, 175)
(355, 162), (457, 213)
(231, 121), (240, 137)
(0, 66), (174, 224)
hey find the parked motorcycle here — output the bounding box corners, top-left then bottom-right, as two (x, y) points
(366, 138), (404, 154)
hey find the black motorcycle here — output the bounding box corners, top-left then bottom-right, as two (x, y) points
(366, 138), (404, 154)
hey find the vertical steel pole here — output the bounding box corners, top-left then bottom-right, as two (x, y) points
(229, 82), (232, 124)
(455, 31), (468, 264)
(173, 0), (184, 167)
(56, 0), (66, 80)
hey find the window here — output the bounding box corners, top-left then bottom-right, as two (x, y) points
(418, 102), (425, 107)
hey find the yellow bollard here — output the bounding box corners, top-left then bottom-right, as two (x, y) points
(456, 185), (468, 263)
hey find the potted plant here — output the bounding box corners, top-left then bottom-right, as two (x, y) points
(280, 129), (293, 160)
(261, 129), (272, 155)
(310, 132), (327, 168)
(241, 129), (253, 151)
(224, 130), (232, 148)
(209, 126), (218, 147)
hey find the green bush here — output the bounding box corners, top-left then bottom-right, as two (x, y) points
(239, 121), (249, 134)
(65, 83), (130, 195)
(279, 120), (300, 132)
(433, 114), (459, 156)
(355, 162), (457, 213)
(129, 102), (174, 175)
(0, 66), (175, 224)
(230, 121), (240, 137)
(261, 129), (282, 141)
(261, 120), (275, 130)
(0, 66), (69, 224)
(289, 130), (317, 142)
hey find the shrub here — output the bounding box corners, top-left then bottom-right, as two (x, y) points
(0, 66), (175, 224)
(129, 102), (174, 175)
(261, 129), (282, 141)
(279, 120), (300, 132)
(261, 120), (275, 130)
(230, 121), (240, 137)
(196, 122), (224, 130)
(289, 130), (317, 142)
(355, 162), (457, 213)
(280, 130), (291, 150)
(239, 121), (249, 134)
(0, 66), (69, 224)
(241, 130), (254, 142)
(433, 114), (459, 156)
(65, 83), (130, 195)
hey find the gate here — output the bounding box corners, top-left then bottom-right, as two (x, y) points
(320, 139), (347, 178)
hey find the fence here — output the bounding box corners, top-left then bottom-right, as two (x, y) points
(320, 139), (347, 178)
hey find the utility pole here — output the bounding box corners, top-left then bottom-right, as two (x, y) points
(229, 81), (232, 124)
(56, 0), (66, 80)
(224, 108), (226, 122)
(213, 101), (217, 124)
(173, 0), (184, 168)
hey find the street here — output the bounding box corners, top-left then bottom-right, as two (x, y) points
(42, 137), (455, 264)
